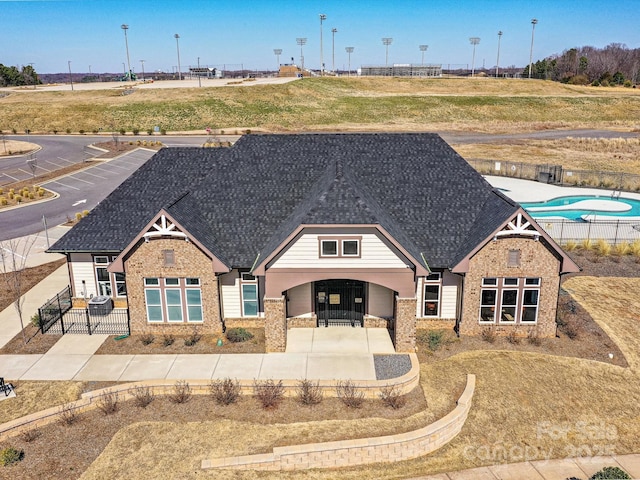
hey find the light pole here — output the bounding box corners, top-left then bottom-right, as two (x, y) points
(273, 48), (282, 72)
(319, 14), (326, 75)
(197, 57), (201, 87)
(139, 60), (145, 82)
(419, 45), (428, 66)
(68, 60), (73, 91)
(174, 33), (182, 80)
(122, 62), (126, 78)
(469, 37), (480, 76)
(331, 28), (337, 73)
(296, 37), (307, 72)
(121, 24), (131, 81)
(496, 31), (503, 78)
(382, 38), (393, 67)
(345, 47), (354, 77)
(528, 18), (538, 79)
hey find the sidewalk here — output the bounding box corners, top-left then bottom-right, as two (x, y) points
(413, 454), (640, 479)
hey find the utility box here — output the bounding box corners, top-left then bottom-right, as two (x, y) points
(88, 296), (113, 316)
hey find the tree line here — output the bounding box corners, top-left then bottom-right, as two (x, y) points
(526, 43), (639, 86)
(0, 64), (41, 87)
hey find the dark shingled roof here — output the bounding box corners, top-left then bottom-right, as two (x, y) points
(50, 133), (520, 270)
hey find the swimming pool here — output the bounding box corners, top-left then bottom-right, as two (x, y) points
(521, 195), (640, 221)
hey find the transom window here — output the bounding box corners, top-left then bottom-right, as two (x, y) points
(318, 237), (362, 258)
(479, 277), (540, 324)
(143, 277), (203, 323)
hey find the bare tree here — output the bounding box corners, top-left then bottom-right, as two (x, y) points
(0, 236), (37, 344)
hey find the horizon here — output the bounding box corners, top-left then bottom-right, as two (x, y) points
(1, 0), (638, 75)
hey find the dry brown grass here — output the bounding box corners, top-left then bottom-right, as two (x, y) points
(453, 137), (640, 175)
(1, 77), (639, 134)
(0, 381), (84, 424)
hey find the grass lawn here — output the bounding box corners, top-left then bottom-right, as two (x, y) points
(1, 77), (639, 134)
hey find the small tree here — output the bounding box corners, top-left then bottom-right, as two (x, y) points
(0, 236), (37, 344)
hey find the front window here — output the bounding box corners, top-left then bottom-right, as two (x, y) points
(96, 267), (112, 296)
(143, 277), (202, 323)
(423, 273), (441, 317)
(242, 284), (258, 316)
(321, 240), (338, 257)
(342, 240), (359, 256)
(522, 289), (539, 322)
(480, 289), (497, 323)
(479, 277), (541, 324)
(145, 288), (163, 322)
(500, 289), (518, 323)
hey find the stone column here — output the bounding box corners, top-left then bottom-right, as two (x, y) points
(264, 296), (287, 352)
(395, 296), (417, 353)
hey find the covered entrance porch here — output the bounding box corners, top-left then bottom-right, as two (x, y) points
(285, 327), (395, 353)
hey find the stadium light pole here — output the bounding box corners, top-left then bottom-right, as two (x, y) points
(68, 60), (73, 91)
(469, 37), (480, 77)
(197, 57), (202, 87)
(139, 60), (145, 82)
(296, 37), (307, 72)
(319, 14), (326, 75)
(419, 45), (428, 66)
(273, 49), (282, 72)
(174, 33), (182, 80)
(382, 38), (393, 67)
(528, 19), (538, 79)
(345, 47), (354, 77)
(496, 31), (503, 78)
(121, 24), (131, 81)
(331, 28), (338, 73)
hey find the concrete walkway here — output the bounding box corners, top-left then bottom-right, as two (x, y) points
(413, 454), (640, 480)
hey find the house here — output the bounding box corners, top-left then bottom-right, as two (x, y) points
(48, 133), (579, 352)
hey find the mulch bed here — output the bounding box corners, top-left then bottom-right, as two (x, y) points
(93, 140), (163, 159)
(94, 329), (265, 355)
(0, 384), (430, 480)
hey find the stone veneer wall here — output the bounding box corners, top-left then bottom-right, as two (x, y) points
(125, 238), (223, 335)
(202, 374), (476, 472)
(416, 318), (456, 330)
(287, 316), (317, 328)
(460, 237), (560, 338)
(394, 297), (417, 352)
(363, 315), (391, 328)
(224, 318), (265, 329)
(264, 296), (286, 352)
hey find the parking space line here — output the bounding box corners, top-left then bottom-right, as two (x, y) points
(56, 157), (74, 164)
(107, 164), (131, 171)
(36, 165), (52, 172)
(82, 171), (107, 179)
(88, 166), (112, 173)
(2, 172), (20, 182)
(45, 160), (66, 168)
(66, 175), (94, 185)
(48, 180), (80, 190)
(18, 168), (35, 176)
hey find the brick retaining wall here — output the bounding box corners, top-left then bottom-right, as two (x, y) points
(201, 373), (475, 471)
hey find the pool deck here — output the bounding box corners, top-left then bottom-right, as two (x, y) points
(485, 175), (640, 204)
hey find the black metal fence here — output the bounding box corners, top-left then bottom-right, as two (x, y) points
(38, 286), (72, 334)
(40, 306), (130, 335)
(536, 219), (640, 246)
(467, 158), (640, 192)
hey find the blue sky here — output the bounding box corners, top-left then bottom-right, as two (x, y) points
(1, 0), (638, 74)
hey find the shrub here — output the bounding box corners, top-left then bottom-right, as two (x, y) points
(146, 128), (153, 135)
(595, 239), (612, 256)
(14, 195), (22, 203)
(589, 466), (631, 479)
(426, 330), (444, 351)
(614, 242), (630, 257)
(226, 327), (254, 343)
(527, 330), (543, 346)
(630, 239), (640, 257)
(0, 446), (24, 466)
(96, 390), (119, 415)
(92, 129), (99, 134)
(379, 385), (407, 410)
(184, 329), (201, 346)
(65, 128), (71, 134)
(79, 129), (85, 135)
(119, 128), (126, 135)
(563, 240), (578, 252)
(296, 379), (323, 406)
(19, 428), (40, 443)
(30, 313), (41, 328)
(132, 128), (140, 135)
(162, 334), (175, 346)
(0, 197), (6, 206)
(58, 403), (79, 426)
(336, 380), (364, 408)
(82, 210), (89, 217)
(481, 327), (496, 344)
(160, 128), (167, 135)
(253, 379), (285, 409)
(11, 128), (17, 134)
(140, 333), (155, 345)
(131, 385), (155, 408)
(580, 238), (593, 251)
(169, 380), (192, 404)
(52, 129), (58, 134)
(506, 330), (521, 344)
(75, 212), (82, 221)
(210, 378), (241, 405)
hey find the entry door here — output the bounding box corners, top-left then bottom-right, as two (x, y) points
(315, 280), (365, 327)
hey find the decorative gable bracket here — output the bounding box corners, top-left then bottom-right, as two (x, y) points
(143, 214), (189, 242)
(494, 213), (540, 240)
